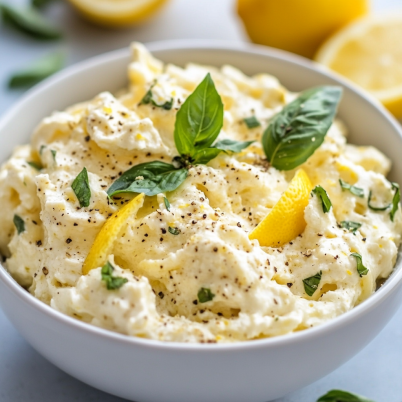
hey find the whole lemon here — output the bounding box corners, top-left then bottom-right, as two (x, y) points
(237, 0), (369, 59)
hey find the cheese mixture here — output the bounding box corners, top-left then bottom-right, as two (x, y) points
(0, 43), (401, 343)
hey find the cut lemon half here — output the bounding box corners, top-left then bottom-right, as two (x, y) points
(249, 169), (313, 247)
(82, 193), (145, 275)
(315, 14), (402, 118)
(67, 0), (169, 28)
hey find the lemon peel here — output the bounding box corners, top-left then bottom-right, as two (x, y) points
(82, 193), (145, 275)
(249, 169), (313, 247)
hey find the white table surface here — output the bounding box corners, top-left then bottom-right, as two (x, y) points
(1, 0), (402, 401)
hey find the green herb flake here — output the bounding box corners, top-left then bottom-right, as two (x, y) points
(339, 179), (364, 198)
(302, 271), (322, 296)
(51, 149), (57, 161)
(317, 389), (375, 402)
(101, 261), (128, 290)
(243, 116), (261, 129)
(350, 252), (369, 277)
(9, 52), (64, 88)
(13, 215), (25, 235)
(0, 4), (62, 40)
(197, 287), (215, 303)
(312, 185), (332, 213)
(108, 161), (187, 198)
(39, 145), (46, 155)
(368, 190), (391, 212)
(27, 161), (42, 170)
(72, 167), (91, 208)
(168, 226), (181, 235)
(140, 87), (173, 110)
(390, 182), (400, 222)
(262, 86), (342, 170)
(164, 197), (171, 211)
(340, 221), (362, 235)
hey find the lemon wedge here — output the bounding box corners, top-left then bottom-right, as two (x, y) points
(237, 0), (368, 59)
(67, 0), (169, 28)
(249, 169), (313, 247)
(82, 193), (145, 275)
(315, 14), (402, 118)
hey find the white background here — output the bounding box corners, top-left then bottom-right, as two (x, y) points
(0, 0), (402, 401)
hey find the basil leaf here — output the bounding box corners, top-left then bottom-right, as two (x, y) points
(339, 179), (364, 198)
(317, 389), (375, 402)
(198, 287), (215, 303)
(51, 149), (57, 161)
(368, 190), (391, 212)
(13, 215), (25, 235)
(390, 182), (400, 222)
(213, 139), (255, 153)
(262, 86), (342, 170)
(27, 161), (43, 170)
(303, 271), (322, 296)
(101, 261), (128, 290)
(72, 167), (91, 208)
(140, 87), (173, 110)
(0, 4), (62, 39)
(191, 148), (223, 165)
(168, 226), (181, 235)
(312, 185), (332, 213)
(174, 73), (224, 156)
(164, 197), (170, 211)
(350, 252), (369, 277)
(107, 161), (187, 197)
(32, 0), (57, 8)
(244, 116), (261, 129)
(9, 52), (64, 88)
(340, 221), (362, 235)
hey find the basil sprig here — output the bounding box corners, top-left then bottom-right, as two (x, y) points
(198, 287), (215, 303)
(0, 4), (62, 39)
(339, 179), (364, 198)
(340, 221), (362, 235)
(312, 185), (332, 213)
(262, 86), (342, 170)
(317, 389), (375, 402)
(303, 271), (322, 296)
(9, 52), (64, 88)
(101, 261), (128, 290)
(13, 215), (25, 235)
(350, 252), (369, 277)
(107, 162), (187, 198)
(72, 167), (91, 208)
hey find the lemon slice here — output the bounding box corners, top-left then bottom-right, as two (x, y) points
(315, 14), (402, 118)
(249, 169), (313, 247)
(67, 0), (169, 28)
(82, 193), (145, 275)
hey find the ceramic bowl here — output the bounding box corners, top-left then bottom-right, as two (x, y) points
(1, 40), (402, 402)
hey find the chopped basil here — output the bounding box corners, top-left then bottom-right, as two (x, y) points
(302, 271), (322, 296)
(72, 167), (91, 208)
(101, 261), (128, 290)
(340, 221), (362, 235)
(27, 161), (42, 170)
(213, 139), (255, 153)
(312, 185), (332, 213)
(13, 215), (25, 234)
(164, 197), (171, 211)
(262, 86), (342, 170)
(339, 179), (364, 198)
(140, 87), (173, 110)
(51, 149), (57, 161)
(390, 182), (400, 222)
(350, 252), (369, 277)
(168, 226), (181, 235)
(243, 116), (261, 129)
(197, 287), (215, 303)
(107, 161), (187, 198)
(0, 4), (62, 39)
(9, 52), (64, 88)
(368, 190), (391, 212)
(317, 389), (375, 402)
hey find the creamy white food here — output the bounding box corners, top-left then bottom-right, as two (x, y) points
(0, 43), (401, 343)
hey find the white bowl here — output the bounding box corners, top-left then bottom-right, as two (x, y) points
(1, 40), (402, 402)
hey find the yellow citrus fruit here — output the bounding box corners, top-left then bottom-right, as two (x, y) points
(237, 0), (369, 59)
(249, 169), (313, 247)
(82, 193), (145, 274)
(315, 14), (402, 118)
(67, 0), (169, 28)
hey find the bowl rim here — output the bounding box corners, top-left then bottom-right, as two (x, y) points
(1, 39), (402, 351)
